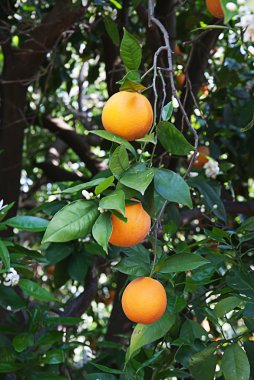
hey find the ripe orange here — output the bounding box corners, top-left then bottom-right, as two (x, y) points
(177, 73), (186, 89)
(192, 146), (210, 169)
(122, 277), (167, 324)
(206, 0), (224, 18)
(101, 91), (153, 141)
(109, 202), (151, 247)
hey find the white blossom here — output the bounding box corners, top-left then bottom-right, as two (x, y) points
(189, 172), (199, 178)
(237, 4), (254, 43)
(2, 268), (20, 287)
(226, 2), (237, 11)
(203, 160), (220, 179)
(82, 190), (93, 200)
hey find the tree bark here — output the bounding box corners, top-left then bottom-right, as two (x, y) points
(0, 0), (85, 217)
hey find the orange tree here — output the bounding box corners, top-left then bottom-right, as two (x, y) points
(0, 0), (254, 379)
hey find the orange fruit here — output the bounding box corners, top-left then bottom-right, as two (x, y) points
(206, 0), (224, 18)
(109, 203), (151, 247)
(46, 265), (55, 275)
(192, 146), (210, 169)
(177, 73), (186, 89)
(122, 277), (167, 324)
(101, 91), (153, 141)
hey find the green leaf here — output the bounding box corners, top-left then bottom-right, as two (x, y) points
(189, 344), (218, 380)
(0, 285), (26, 310)
(99, 190), (125, 215)
(62, 178), (106, 194)
(104, 16), (120, 46)
(19, 279), (55, 302)
(41, 349), (65, 365)
(120, 28), (142, 71)
(179, 319), (208, 344)
(214, 296), (242, 318)
(90, 130), (136, 157)
(221, 0), (238, 23)
(127, 310), (175, 361)
(0, 363), (23, 373)
(0, 241), (10, 271)
(114, 246), (150, 276)
(157, 253), (210, 273)
(116, 70), (146, 92)
(87, 374), (116, 380)
(45, 317), (82, 327)
(226, 268), (254, 301)
(188, 177), (227, 222)
(136, 350), (164, 373)
(162, 101), (173, 121)
(5, 216), (49, 232)
(90, 363), (124, 375)
(68, 251), (88, 282)
(154, 169), (192, 208)
(0, 202), (14, 222)
(92, 213), (112, 253)
(120, 163), (154, 195)
(237, 216), (254, 232)
(241, 113), (254, 132)
(45, 243), (73, 264)
(244, 341), (254, 378)
(136, 133), (156, 144)
(95, 176), (115, 195)
(222, 343), (250, 380)
(109, 146), (129, 178)
(12, 332), (34, 352)
(36, 331), (62, 346)
(42, 200), (99, 243)
(157, 121), (193, 156)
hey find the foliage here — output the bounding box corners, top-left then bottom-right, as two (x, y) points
(0, 0), (254, 379)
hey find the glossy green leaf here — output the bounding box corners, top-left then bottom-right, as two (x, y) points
(19, 279), (55, 302)
(92, 213), (112, 253)
(157, 254), (210, 273)
(117, 70), (145, 92)
(5, 216), (48, 232)
(68, 251), (88, 282)
(41, 348), (65, 364)
(136, 133), (156, 144)
(189, 344), (218, 380)
(114, 245), (150, 276)
(162, 101), (173, 121)
(154, 169), (192, 208)
(214, 296), (242, 318)
(90, 130), (136, 157)
(222, 343), (250, 380)
(127, 310), (175, 361)
(90, 363), (124, 374)
(62, 178), (106, 194)
(226, 268), (254, 301)
(87, 374), (116, 380)
(45, 243), (73, 264)
(221, 0), (238, 23)
(0, 241), (10, 271)
(120, 28), (142, 71)
(104, 16), (120, 46)
(42, 200), (99, 243)
(157, 121), (193, 155)
(188, 177), (226, 222)
(95, 176), (115, 195)
(120, 163), (154, 195)
(109, 146), (129, 178)
(99, 190), (125, 215)
(12, 332), (34, 352)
